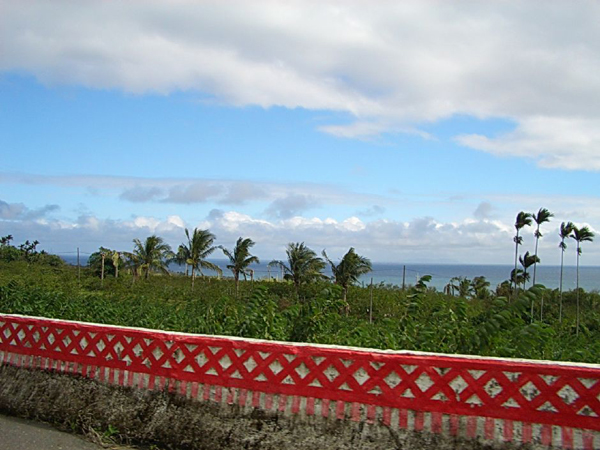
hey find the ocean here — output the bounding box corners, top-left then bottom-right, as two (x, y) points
(60, 255), (600, 292)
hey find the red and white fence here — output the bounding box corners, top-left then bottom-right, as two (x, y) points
(1, 313), (599, 449)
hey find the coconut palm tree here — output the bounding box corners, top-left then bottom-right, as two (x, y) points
(570, 225), (595, 335)
(444, 277), (459, 296)
(112, 250), (121, 279)
(132, 235), (174, 279)
(471, 276), (491, 299)
(174, 244), (191, 276)
(513, 212), (533, 293)
(269, 242), (325, 299)
(322, 248), (372, 306)
(220, 237), (260, 297)
(531, 208), (553, 285)
(180, 228), (222, 288)
(558, 221), (575, 323)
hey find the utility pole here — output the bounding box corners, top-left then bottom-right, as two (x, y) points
(402, 265), (406, 290)
(77, 247), (80, 283)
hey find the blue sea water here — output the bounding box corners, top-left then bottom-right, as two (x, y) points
(60, 254), (600, 292)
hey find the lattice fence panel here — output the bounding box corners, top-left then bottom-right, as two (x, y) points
(1, 314), (599, 431)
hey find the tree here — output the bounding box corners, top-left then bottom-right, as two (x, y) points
(220, 237), (260, 297)
(174, 244), (191, 277)
(519, 251), (539, 289)
(471, 276), (491, 300)
(513, 212), (533, 293)
(180, 228), (222, 288)
(131, 235), (174, 280)
(112, 250), (121, 279)
(322, 248), (372, 308)
(88, 247), (116, 278)
(444, 276), (473, 298)
(269, 242), (325, 299)
(570, 225), (595, 335)
(531, 208), (553, 285)
(558, 221), (575, 323)
(519, 251), (540, 318)
(510, 268), (528, 289)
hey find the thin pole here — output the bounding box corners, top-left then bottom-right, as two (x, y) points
(77, 247), (80, 283)
(101, 253), (105, 288)
(402, 265), (406, 290)
(369, 277), (373, 324)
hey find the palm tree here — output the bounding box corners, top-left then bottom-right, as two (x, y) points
(220, 237), (260, 297)
(444, 277), (459, 296)
(519, 251), (539, 289)
(174, 244), (191, 276)
(471, 276), (491, 299)
(269, 242), (325, 299)
(531, 208), (553, 285)
(513, 212), (533, 293)
(322, 248), (372, 307)
(570, 226), (595, 335)
(113, 250), (120, 279)
(519, 251), (540, 318)
(558, 221), (575, 323)
(180, 228), (222, 288)
(132, 235), (174, 279)
(88, 247), (117, 279)
(510, 268), (528, 290)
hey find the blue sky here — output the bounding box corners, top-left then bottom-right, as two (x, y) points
(1, 1), (599, 264)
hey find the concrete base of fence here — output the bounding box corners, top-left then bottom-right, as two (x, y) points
(1, 364), (519, 450)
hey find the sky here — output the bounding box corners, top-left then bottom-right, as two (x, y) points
(1, 1), (599, 265)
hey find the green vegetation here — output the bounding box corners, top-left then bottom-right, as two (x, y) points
(2, 238), (600, 365)
(1, 208), (598, 366)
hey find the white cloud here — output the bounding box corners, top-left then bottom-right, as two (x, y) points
(2, 1), (600, 169)
(456, 117), (600, 171)
(3, 201), (599, 264)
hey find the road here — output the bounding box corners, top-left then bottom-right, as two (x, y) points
(0, 414), (131, 450)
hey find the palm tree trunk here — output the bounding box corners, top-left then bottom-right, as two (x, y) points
(101, 253), (105, 288)
(559, 246), (565, 323)
(576, 244), (580, 336)
(191, 266), (196, 289)
(533, 229), (540, 285)
(235, 272), (239, 297)
(513, 231), (520, 296)
(343, 286), (349, 316)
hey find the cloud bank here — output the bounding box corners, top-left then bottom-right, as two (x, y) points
(2, 1), (600, 169)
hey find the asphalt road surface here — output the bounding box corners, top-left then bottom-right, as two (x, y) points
(0, 414), (123, 450)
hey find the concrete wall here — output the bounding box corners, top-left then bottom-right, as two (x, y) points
(1, 313), (599, 449)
